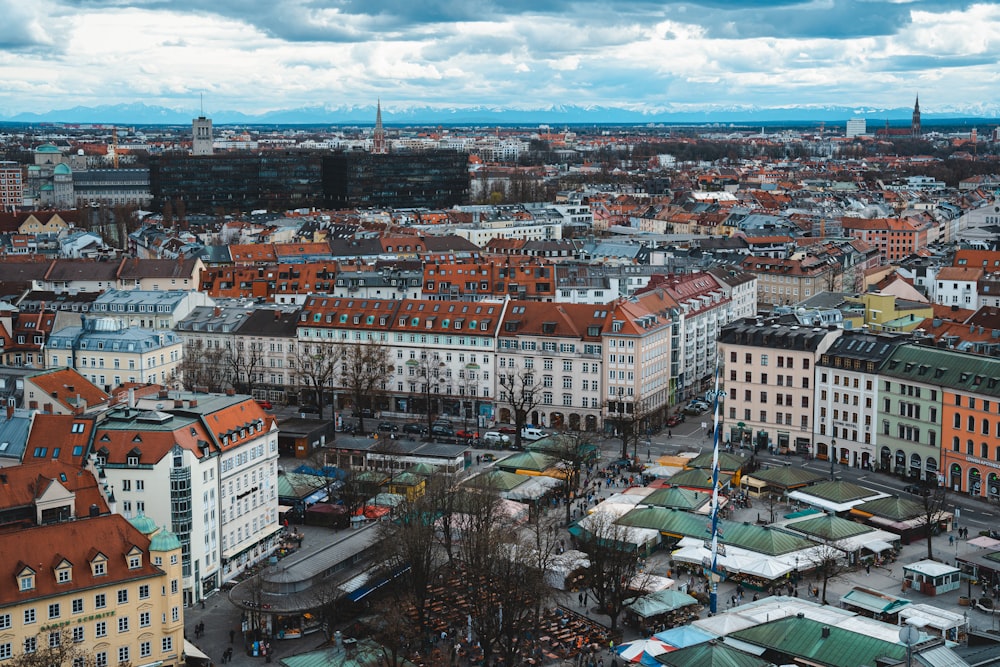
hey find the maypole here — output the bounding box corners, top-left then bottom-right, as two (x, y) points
(708, 364), (723, 614)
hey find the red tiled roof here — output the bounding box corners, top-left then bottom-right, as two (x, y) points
(0, 514), (165, 607)
(27, 368), (109, 413)
(0, 461), (108, 527)
(23, 415), (95, 465)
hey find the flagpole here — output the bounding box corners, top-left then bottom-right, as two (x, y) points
(708, 363), (723, 614)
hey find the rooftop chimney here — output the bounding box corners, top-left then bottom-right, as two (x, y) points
(5, 405), (12, 420)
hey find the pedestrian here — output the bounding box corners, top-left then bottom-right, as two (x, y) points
(584, 592), (589, 605)
(578, 592), (583, 606)
(230, 629), (235, 644)
(866, 563), (871, 576)
(950, 534), (954, 546)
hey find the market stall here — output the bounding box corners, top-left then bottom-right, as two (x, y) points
(624, 589), (700, 633)
(902, 560), (961, 596)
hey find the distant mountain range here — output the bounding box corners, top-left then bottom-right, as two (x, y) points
(2, 102), (998, 126)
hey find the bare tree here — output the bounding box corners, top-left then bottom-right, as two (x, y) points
(456, 483), (546, 666)
(497, 362), (541, 450)
(340, 341), (394, 435)
(414, 355), (447, 433)
(375, 482), (444, 640)
(605, 391), (648, 464)
(919, 484), (949, 561)
(7, 629), (88, 667)
(226, 341), (265, 396)
(534, 432), (592, 525)
(176, 339), (226, 392)
(807, 540), (851, 605)
(578, 509), (651, 632)
(291, 340), (340, 420)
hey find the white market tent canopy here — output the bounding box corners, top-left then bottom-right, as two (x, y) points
(787, 488), (889, 513)
(576, 511), (660, 551)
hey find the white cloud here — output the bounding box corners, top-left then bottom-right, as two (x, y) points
(0, 0), (997, 115)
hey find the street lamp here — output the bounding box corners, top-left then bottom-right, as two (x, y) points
(830, 438), (837, 481)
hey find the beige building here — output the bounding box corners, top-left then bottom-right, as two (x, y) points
(0, 514), (184, 667)
(45, 318), (183, 392)
(602, 290), (674, 433)
(718, 317), (841, 454)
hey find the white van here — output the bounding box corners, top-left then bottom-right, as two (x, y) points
(520, 427), (547, 441)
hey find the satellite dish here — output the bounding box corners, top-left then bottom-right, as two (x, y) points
(899, 624), (920, 646)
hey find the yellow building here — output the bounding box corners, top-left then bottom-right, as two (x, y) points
(842, 292), (934, 332)
(0, 514), (184, 667)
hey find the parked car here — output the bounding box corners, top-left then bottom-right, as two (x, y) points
(481, 453), (497, 462)
(431, 424), (455, 437)
(378, 421), (398, 432)
(903, 483), (931, 496)
(455, 430), (477, 441)
(682, 405), (706, 416)
(665, 414), (685, 427)
(403, 423), (428, 435)
(497, 425), (517, 435)
(432, 419), (453, 429)
(255, 399), (273, 410)
(482, 431), (511, 447)
(520, 427), (547, 441)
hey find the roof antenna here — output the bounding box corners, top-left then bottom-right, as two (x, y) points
(200, 93), (204, 116)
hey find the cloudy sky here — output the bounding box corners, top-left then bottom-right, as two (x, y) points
(2, 0), (998, 116)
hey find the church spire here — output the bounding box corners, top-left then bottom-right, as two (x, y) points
(372, 99), (388, 154)
(911, 95), (921, 137)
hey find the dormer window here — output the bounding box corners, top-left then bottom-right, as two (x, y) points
(18, 567), (35, 591)
(127, 549), (142, 570)
(91, 557), (107, 577)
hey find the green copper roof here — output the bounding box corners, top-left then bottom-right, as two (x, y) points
(494, 451), (557, 472)
(668, 467), (733, 490)
(881, 343), (1000, 397)
(128, 512), (157, 535)
(794, 479), (882, 503)
(685, 451), (749, 472)
(746, 466), (826, 489)
(642, 486), (709, 511)
(656, 641), (771, 667)
(787, 513), (873, 542)
(730, 616), (905, 667)
(149, 529), (182, 552)
(467, 469), (529, 492)
(617, 508), (814, 556)
(852, 495), (925, 521)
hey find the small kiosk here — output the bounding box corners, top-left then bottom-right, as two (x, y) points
(901, 560), (961, 596)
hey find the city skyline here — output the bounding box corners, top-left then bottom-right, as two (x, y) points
(2, 0), (999, 120)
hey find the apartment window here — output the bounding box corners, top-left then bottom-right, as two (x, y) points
(0, 614), (9, 630)
(95, 593), (106, 609)
(118, 647), (129, 664)
(139, 584), (149, 600)
(23, 637), (35, 655)
(117, 589), (128, 604)
(47, 603), (60, 619)
(72, 626), (84, 643)
(139, 611), (150, 628)
(23, 609), (35, 624)
(162, 637), (173, 653)
(140, 642), (152, 658)
(49, 632), (60, 648)
(95, 652), (107, 667)
(760, 411), (767, 422)
(118, 616), (129, 633)
(0, 643), (10, 660)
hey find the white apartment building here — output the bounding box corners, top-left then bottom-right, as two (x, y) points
(90, 289), (215, 330)
(496, 302), (607, 431)
(814, 332), (909, 470)
(90, 393), (278, 601)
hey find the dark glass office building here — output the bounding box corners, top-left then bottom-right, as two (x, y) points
(321, 151), (469, 209)
(149, 151), (325, 213)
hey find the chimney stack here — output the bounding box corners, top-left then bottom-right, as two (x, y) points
(5, 405), (12, 420)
